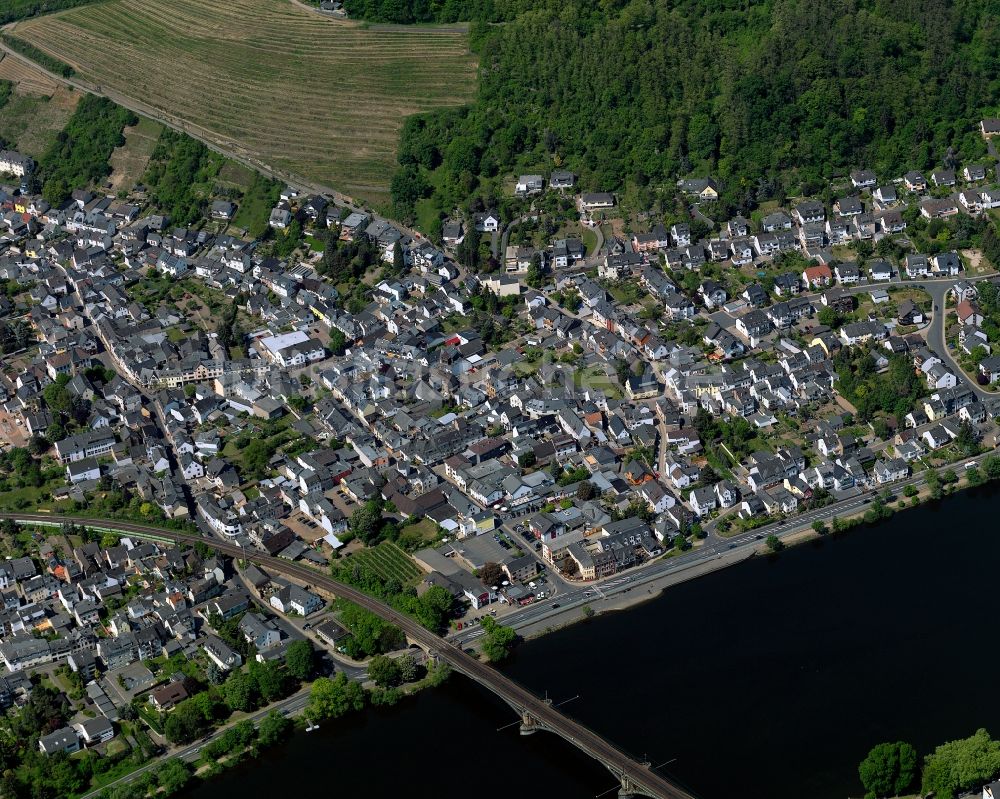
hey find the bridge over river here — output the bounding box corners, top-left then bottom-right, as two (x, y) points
(1, 514), (697, 799)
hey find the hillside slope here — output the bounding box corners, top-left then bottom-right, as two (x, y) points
(393, 0), (1000, 217)
(12, 0), (477, 206)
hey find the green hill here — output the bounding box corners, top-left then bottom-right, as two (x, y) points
(390, 0), (1000, 220)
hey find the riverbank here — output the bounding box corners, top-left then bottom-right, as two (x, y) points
(478, 457), (991, 648)
(172, 480), (1000, 799)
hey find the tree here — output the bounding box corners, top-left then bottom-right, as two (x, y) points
(480, 617), (517, 662)
(349, 499), (385, 545)
(812, 520), (828, 534)
(921, 729), (1000, 799)
(517, 450), (536, 468)
(926, 469), (942, 499)
(223, 670), (259, 712)
(858, 741), (917, 798)
(330, 327), (348, 356)
(206, 662), (225, 686)
(955, 420), (979, 455)
(285, 640), (317, 681)
(392, 240), (405, 274)
(397, 653), (418, 683)
(155, 758), (193, 797)
(817, 306), (844, 328)
(339, 602), (406, 657)
(478, 562), (504, 587)
(367, 654), (402, 687)
(306, 674), (365, 721)
(164, 698), (211, 744)
(765, 534), (784, 552)
(257, 710), (293, 748)
(577, 480), (596, 501)
(248, 660), (289, 703)
(526, 252), (545, 288)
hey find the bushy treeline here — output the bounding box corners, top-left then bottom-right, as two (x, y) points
(1, 0), (101, 25)
(344, 0), (495, 23)
(393, 0), (1000, 219)
(0, 33), (75, 78)
(37, 95), (136, 204)
(142, 129), (225, 226)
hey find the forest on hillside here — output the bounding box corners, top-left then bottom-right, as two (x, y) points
(388, 0), (1000, 222)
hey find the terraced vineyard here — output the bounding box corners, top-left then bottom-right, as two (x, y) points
(11, 0), (477, 204)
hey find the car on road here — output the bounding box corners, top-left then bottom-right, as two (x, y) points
(728, 543), (736, 549)
(551, 603), (560, 609)
(965, 461), (978, 470)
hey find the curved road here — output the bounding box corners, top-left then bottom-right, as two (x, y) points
(0, 514), (693, 799)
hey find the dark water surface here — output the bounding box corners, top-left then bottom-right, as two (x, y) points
(186, 485), (1000, 799)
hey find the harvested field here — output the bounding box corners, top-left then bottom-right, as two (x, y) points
(12, 0), (478, 205)
(0, 53), (79, 157)
(0, 52), (60, 94)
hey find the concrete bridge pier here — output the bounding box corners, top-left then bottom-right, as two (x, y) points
(519, 710), (539, 736)
(616, 773), (645, 799)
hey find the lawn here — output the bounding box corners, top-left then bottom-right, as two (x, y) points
(396, 517), (443, 551)
(14, 0), (478, 206)
(230, 171), (281, 237)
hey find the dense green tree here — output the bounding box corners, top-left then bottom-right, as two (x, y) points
(155, 758), (194, 797)
(922, 729), (1000, 799)
(284, 640), (317, 681)
(350, 499), (387, 545)
(330, 328), (348, 356)
(37, 95), (135, 204)
(164, 698), (211, 744)
(142, 129), (225, 225)
(257, 710), (293, 748)
(394, 0), (1000, 221)
(480, 616), (517, 662)
(858, 741), (917, 798)
(367, 654), (402, 687)
(248, 660), (290, 704)
(223, 670), (259, 712)
(338, 602), (406, 657)
(305, 674), (365, 721)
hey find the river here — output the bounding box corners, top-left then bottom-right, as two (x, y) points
(185, 484), (1000, 799)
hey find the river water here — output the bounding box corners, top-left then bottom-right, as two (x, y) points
(185, 484), (1000, 799)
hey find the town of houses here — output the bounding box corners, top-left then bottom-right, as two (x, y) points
(0, 120), (999, 723)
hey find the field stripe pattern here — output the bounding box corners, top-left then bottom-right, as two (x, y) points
(13, 0), (477, 203)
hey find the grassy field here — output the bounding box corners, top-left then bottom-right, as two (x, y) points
(11, 0), (478, 206)
(107, 114), (162, 193)
(0, 53), (79, 157)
